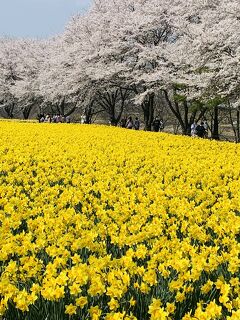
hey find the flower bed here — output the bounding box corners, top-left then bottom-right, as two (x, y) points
(0, 122), (239, 319)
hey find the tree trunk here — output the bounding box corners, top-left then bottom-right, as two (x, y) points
(65, 106), (76, 117)
(22, 104), (33, 119)
(237, 108), (240, 143)
(162, 90), (186, 134)
(228, 102), (238, 142)
(97, 89), (125, 126)
(5, 103), (14, 118)
(85, 104), (94, 124)
(142, 93), (154, 131)
(212, 106), (219, 140)
(183, 101), (190, 135)
(59, 99), (65, 116)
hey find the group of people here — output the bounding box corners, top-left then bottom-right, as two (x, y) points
(38, 113), (208, 138)
(191, 120), (208, 138)
(120, 116), (141, 130)
(119, 116), (164, 132)
(38, 114), (71, 123)
(152, 117), (164, 132)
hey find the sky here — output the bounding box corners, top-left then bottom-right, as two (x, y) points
(0, 0), (92, 38)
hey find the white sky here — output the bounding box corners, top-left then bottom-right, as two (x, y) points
(0, 0), (92, 38)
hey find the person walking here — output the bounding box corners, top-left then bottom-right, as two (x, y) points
(152, 117), (161, 132)
(120, 117), (127, 128)
(191, 121), (197, 137)
(195, 122), (206, 138)
(203, 119), (208, 138)
(126, 116), (133, 129)
(134, 117), (140, 130)
(159, 119), (164, 131)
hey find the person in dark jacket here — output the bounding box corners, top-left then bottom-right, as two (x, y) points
(195, 122), (206, 138)
(152, 117), (161, 132)
(120, 117), (127, 128)
(134, 117), (140, 130)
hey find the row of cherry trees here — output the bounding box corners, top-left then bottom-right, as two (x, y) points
(0, 0), (240, 139)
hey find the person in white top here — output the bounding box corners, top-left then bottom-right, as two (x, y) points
(191, 121), (197, 137)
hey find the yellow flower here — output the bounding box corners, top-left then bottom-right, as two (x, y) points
(65, 303), (77, 315)
(201, 280), (213, 294)
(13, 289), (30, 312)
(129, 297), (136, 307)
(176, 291), (185, 302)
(166, 302), (175, 314)
(227, 310), (240, 320)
(205, 300), (222, 318)
(148, 299), (168, 320)
(75, 296), (88, 308)
(69, 282), (81, 295)
(89, 306), (102, 320)
(108, 298), (120, 311)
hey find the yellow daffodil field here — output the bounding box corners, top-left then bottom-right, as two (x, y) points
(0, 121), (240, 320)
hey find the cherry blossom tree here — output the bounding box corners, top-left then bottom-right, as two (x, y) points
(70, 0), (240, 133)
(0, 38), (48, 119)
(1, 0), (239, 136)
